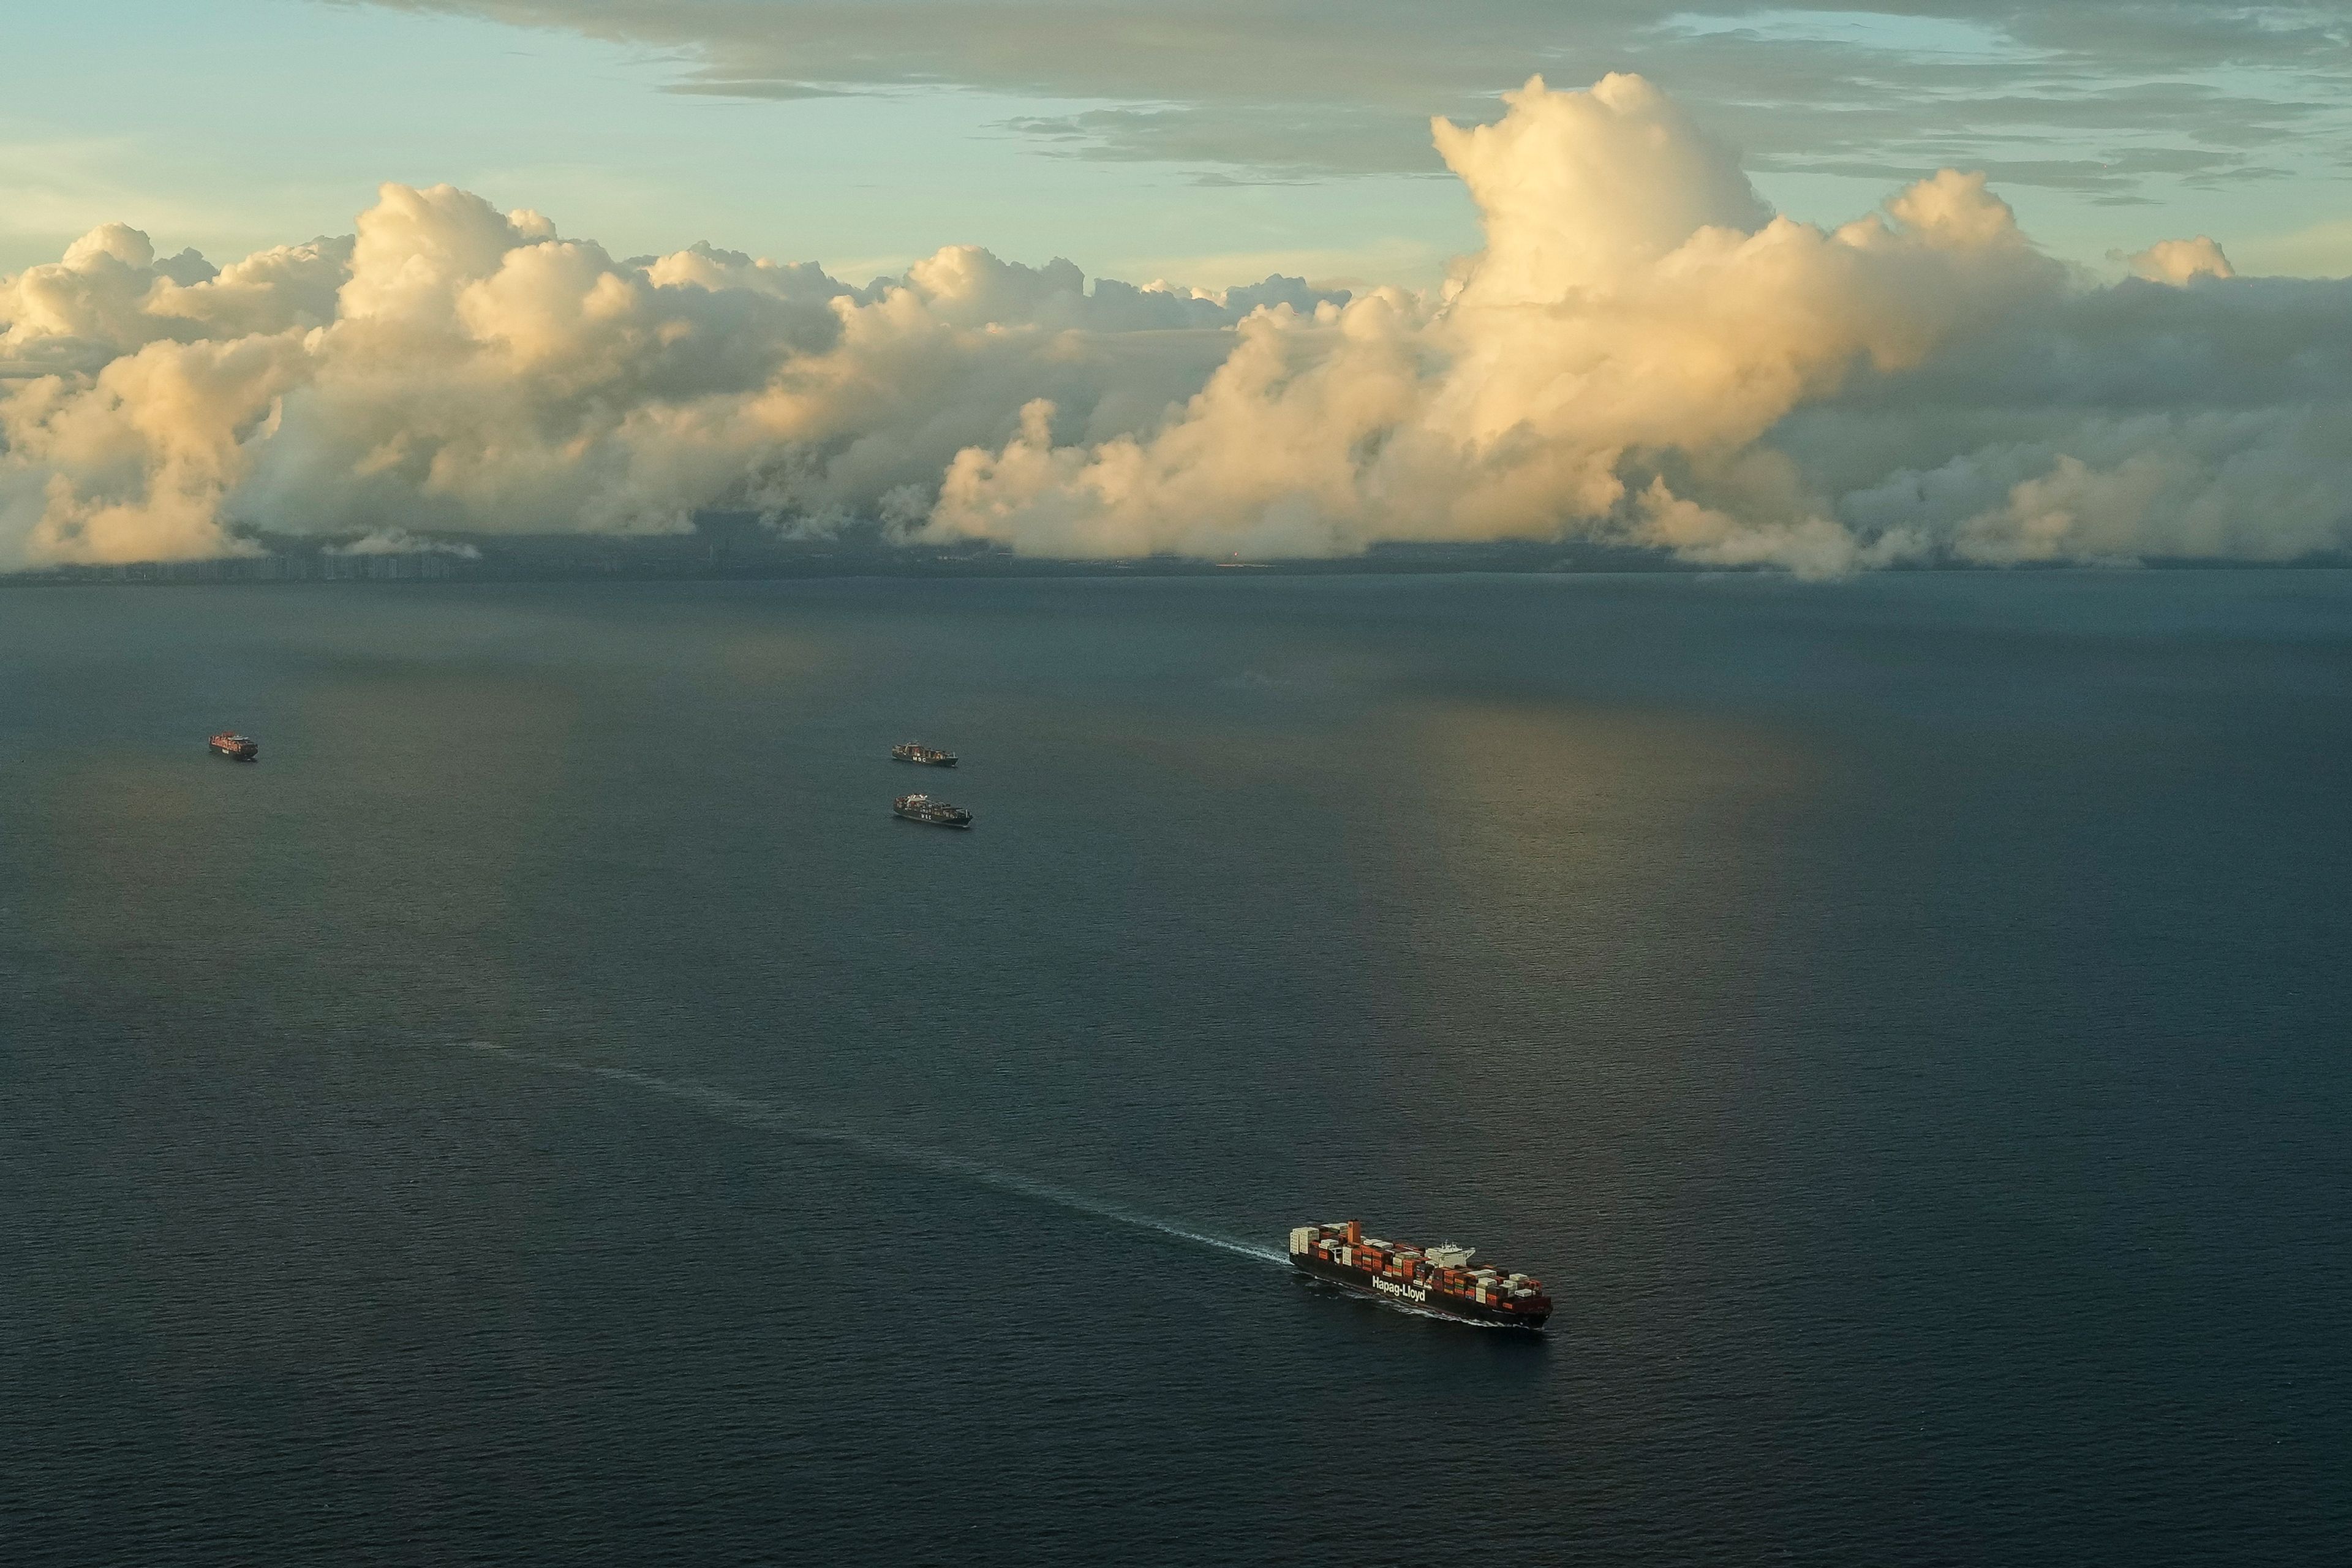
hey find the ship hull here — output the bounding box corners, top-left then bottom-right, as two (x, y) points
(895, 756), (956, 767)
(209, 744), (258, 762)
(892, 809), (971, 828)
(1291, 1250), (1548, 1330)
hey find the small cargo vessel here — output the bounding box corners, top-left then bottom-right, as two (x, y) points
(1289, 1220), (1550, 1330)
(894, 793), (972, 828)
(208, 731), (259, 762)
(891, 742), (958, 767)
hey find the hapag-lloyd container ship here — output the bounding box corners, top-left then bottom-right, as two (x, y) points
(1289, 1221), (1551, 1329)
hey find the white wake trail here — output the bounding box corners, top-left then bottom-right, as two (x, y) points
(468, 1042), (1286, 1267)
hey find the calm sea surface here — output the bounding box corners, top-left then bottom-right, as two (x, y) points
(3, 573), (2347, 1565)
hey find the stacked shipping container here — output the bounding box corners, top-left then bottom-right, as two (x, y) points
(1286, 1220), (1551, 1329)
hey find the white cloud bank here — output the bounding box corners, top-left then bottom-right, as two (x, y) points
(4, 72), (2349, 575)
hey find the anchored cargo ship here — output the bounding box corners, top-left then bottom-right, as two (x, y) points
(891, 742), (958, 767)
(894, 793), (972, 828)
(1289, 1220), (1550, 1330)
(208, 731), (259, 761)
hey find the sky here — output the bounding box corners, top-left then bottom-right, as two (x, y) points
(8, 0), (2350, 285)
(4, 1), (2351, 572)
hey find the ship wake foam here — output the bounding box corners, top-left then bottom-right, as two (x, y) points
(468, 1042), (1286, 1267)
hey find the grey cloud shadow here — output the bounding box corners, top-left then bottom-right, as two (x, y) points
(330, 1), (2352, 216)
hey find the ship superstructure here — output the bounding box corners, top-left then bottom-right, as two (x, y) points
(893, 793), (973, 828)
(891, 742), (958, 767)
(208, 732), (259, 761)
(1289, 1220), (1550, 1329)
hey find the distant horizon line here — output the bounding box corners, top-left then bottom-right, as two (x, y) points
(11, 542), (2351, 588)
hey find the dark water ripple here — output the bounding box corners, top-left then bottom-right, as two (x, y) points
(3, 572), (2348, 1564)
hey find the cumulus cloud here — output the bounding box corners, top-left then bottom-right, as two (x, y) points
(927, 75), (2352, 573)
(2127, 235), (2235, 285)
(929, 75), (2063, 573)
(0, 181), (1317, 567)
(327, 527), (480, 557)
(4, 70), (2350, 574)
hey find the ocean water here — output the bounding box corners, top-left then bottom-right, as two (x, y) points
(2, 571), (2347, 1565)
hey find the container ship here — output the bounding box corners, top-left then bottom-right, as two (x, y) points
(891, 742), (958, 767)
(208, 731), (259, 761)
(1289, 1221), (1550, 1329)
(893, 793), (973, 828)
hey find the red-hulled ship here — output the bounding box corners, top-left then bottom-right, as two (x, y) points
(1289, 1221), (1550, 1330)
(208, 731), (258, 761)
